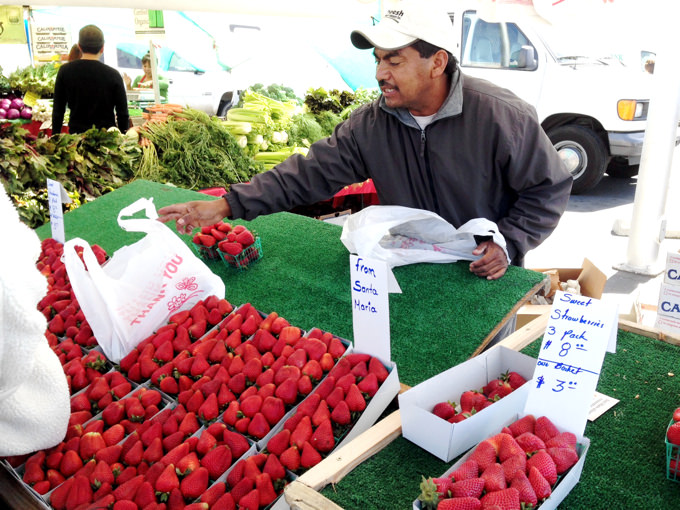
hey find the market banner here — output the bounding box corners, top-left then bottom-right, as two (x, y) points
(0, 5), (27, 44)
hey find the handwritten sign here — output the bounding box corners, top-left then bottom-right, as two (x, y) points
(46, 178), (71, 244)
(350, 254), (391, 363)
(523, 291), (618, 438)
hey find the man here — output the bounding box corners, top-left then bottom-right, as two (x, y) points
(158, 1), (571, 281)
(52, 24), (129, 134)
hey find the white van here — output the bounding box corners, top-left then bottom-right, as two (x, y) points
(448, 2), (656, 193)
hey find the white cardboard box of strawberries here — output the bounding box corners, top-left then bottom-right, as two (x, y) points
(399, 345), (536, 462)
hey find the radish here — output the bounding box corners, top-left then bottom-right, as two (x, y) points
(0, 98), (11, 110)
(0, 108), (6, 119)
(20, 107), (33, 119)
(10, 98), (24, 110)
(6, 108), (20, 120)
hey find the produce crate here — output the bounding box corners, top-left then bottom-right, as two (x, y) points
(666, 419), (680, 482)
(190, 238), (221, 261)
(219, 236), (263, 270)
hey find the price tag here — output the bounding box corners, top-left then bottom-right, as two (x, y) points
(350, 254), (391, 363)
(23, 90), (40, 108)
(46, 178), (72, 244)
(523, 290), (618, 438)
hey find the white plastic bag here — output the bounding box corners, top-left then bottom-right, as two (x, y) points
(63, 197), (225, 362)
(340, 205), (509, 268)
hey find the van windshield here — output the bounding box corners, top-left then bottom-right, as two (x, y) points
(535, 25), (624, 65)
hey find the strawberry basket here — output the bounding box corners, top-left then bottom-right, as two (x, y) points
(190, 239), (220, 261)
(666, 419), (680, 482)
(218, 236), (263, 271)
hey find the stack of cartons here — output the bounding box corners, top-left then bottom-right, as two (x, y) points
(654, 252), (680, 334)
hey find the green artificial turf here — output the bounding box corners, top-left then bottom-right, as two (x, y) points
(36, 179), (544, 388)
(320, 330), (680, 509)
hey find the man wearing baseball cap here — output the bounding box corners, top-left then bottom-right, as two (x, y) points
(159, 0), (571, 282)
(52, 24), (129, 134)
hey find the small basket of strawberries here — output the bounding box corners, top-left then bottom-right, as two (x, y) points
(217, 224), (263, 271)
(666, 407), (680, 481)
(190, 220), (233, 261)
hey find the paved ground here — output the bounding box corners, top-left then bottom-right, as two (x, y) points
(523, 173), (680, 325)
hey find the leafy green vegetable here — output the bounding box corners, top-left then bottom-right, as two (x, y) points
(8, 63), (59, 96)
(137, 108), (263, 189)
(288, 113), (325, 147)
(242, 83), (302, 105)
(0, 66), (12, 95)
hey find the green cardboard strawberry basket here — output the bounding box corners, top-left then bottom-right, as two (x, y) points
(665, 419), (680, 482)
(218, 236), (263, 271)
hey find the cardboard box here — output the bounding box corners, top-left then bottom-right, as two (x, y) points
(398, 346), (536, 462)
(411, 423), (590, 510)
(516, 258), (607, 330)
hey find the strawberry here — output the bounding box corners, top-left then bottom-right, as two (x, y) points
(300, 440), (322, 469)
(238, 488), (260, 510)
(345, 383), (367, 412)
(514, 432), (546, 454)
(181, 466), (210, 500)
(510, 471), (538, 507)
(310, 418), (336, 453)
(526, 449), (558, 485)
(480, 462), (506, 492)
(528, 465), (552, 500)
(49, 476), (74, 510)
(331, 400), (352, 426)
(547, 446), (579, 474)
(201, 444), (233, 480)
(59, 449), (84, 477)
(545, 431), (577, 449)
(673, 407), (680, 422)
(90, 460), (115, 488)
(198, 393), (220, 423)
(501, 452), (526, 482)
(247, 412), (271, 439)
(534, 416), (560, 443)
(260, 396), (286, 426)
(508, 414), (536, 437)
(275, 377), (299, 405)
(467, 439), (497, 473)
(199, 481), (227, 506)
(255, 472), (278, 507)
(266, 429), (292, 456)
(290, 415), (314, 449)
(437, 497), (481, 510)
(176, 452), (201, 477)
(219, 241), (243, 256)
(450, 459), (479, 482)
(66, 474), (93, 509)
(450, 477), (485, 499)
(263, 452), (287, 481)
(196, 430), (218, 457)
(668, 422), (680, 445)
(112, 473), (145, 502)
(479, 487), (520, 510)
(505, 370), (527, 389)
(279, 446), (301, 471)
(222, 429), (251, 459)
(498, 433), (523, 462)
(235, 229), (255, 247)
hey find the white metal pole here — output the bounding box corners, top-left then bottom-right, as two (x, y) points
(615, 36), (680, 275)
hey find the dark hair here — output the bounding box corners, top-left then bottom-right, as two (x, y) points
(142, 53), (151, 65)
(78, 24), (104, 54)
(411, 40), (458, 75)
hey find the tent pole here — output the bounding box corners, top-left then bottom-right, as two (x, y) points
(614, 37), (680, 275)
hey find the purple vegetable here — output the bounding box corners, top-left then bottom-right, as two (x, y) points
(20, 107), (32, 119)
(6, 108), (20, 120)
(10, 98), (24, 110)
(0, 98), (10, 110)
(0, 108), (6, 120)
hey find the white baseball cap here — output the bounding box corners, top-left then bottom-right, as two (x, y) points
(351, 0), (456, 55)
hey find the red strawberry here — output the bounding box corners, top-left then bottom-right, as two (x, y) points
(505, 370), (527, 389)
(437, 497), (481, 510)
(112, 474), (145, 502)
(449, 459), (479, 482)
(547, 446), (579, 474)
(345, 383), (367, 412)
(310, 418), (335, 453)
(498, 433), (523, 462)
(534, 416), (560, 443)
(515, 432), (546, 454)
(508, 414), (536, 437)
(300, 440), (322, 469)
(198, 393), (220, 423)
(222, 429), (251, 459)
(279, 446), (301, 471)
(219, 241), (243, 256)
(501, 453), (526, 482)
(510, 471), (538, 507)
(479, 487), (520, 510)
(450, 476), (485, 500)
(545, 431), (577, 449)
(176, 452), (201, 477)
(330, 400), (352, 426)
(467, 439), (497, 473)
(247, 412), (271, 439)
(181, 466), (210, 500)
(201, 444), (233, 480)
(673, 407), (680, 422)
(66, 474), (93, 509)
(235, 229), (255, 247)
(255, 472), (278, 507)
(59, 449), (84, 477)
(266, 429), (291, 456)
(528, 465), (552, 500)
(238, 488), (260, 510)
(263, 452), (287, 481)
(668, 422), (680, 445)
(526, 449), (558, 485)
(480, 462), (506, 492)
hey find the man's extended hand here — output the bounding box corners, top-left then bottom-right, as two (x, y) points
(157, 199), (231, 235)
(469, 240), (509, 280)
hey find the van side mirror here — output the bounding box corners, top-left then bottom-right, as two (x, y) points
(518, 46), (537, 70)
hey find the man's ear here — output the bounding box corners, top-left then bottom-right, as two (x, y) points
(431, 49), (449, 78)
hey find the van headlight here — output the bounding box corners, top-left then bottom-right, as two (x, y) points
(617, 99), (649, 121)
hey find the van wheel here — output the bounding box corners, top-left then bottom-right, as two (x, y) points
(607, 157), (639, 178)
(547, 125), (607, 194)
